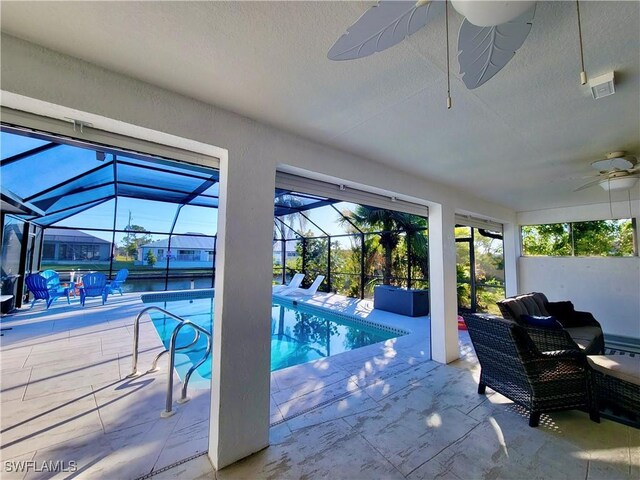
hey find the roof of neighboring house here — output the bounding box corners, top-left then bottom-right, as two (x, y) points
(44, 228), (112, 245)
(141, 234), (215, 250)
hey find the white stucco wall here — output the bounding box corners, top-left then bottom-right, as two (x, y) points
(518, 256), (640, 339)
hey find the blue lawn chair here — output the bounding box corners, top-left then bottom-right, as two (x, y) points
(40, 269), (62, 290)
(25, 273), (70, 309)
(105, 269), (129, 298)
(79, 272), (108, 306)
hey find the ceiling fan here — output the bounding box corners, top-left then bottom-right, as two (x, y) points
(328, 0), (537, 90)
(574, 152), (640, 192)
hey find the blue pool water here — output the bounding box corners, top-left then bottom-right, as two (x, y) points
(143, 297), (400, 385)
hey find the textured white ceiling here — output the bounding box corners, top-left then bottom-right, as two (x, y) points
(1, 1), (639, 212)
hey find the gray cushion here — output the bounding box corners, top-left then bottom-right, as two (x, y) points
(498, 293), (552, 323)
(519, 296), (543, 316)
(587, 355), (640, 386)
(565, 326), (602, 351)
(530, 293), (550, 315)
(500, 298), (525, 321)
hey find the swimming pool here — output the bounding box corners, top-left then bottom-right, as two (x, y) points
(142, 293), (402, 388)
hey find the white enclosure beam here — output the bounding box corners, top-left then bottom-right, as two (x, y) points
(428, 203), (459, 364)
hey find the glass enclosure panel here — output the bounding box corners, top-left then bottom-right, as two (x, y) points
(27, 224), (43, 275)
(1, 216), (24, 278)
(29, 164), (114, 210)
(572, 219), (634, 256)
(166, 234), (216, 290)
(41, 228), (113, 274)
(1, 144), (103, 199)
(330, 234), (361, 298)
(197, 182), (220, 199)
(474, 230), (504, 314)
(1, 132), (50, 160)
(38, 184), (115, 214)
(117, 162), (211, 193)
(521, 223), (571, 256)
(1, 128), (221, 294)
(409, 229), (429, 290)
(301, 202), (361, 236)
(272, 238), (300, 285)
(456, 240), (472, 309)
(54, 200), (116, 230)
(301, 236), (328, 291)
(115, 197), (180, 232)
(455, 226), (471, 238)
(172, 205), (218, 235)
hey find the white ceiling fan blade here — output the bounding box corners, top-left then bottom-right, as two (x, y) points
(328, 0), (443, 61)
(457, 4), (535, 89)
(574, 178), (604, 192)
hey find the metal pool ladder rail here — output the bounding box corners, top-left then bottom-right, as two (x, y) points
(128, 306), (212, 418)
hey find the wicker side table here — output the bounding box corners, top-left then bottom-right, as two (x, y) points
(587, 355), (640, 422)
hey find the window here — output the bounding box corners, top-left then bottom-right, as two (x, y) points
(521, 219), (635, 257)
(58, 243), (103, 261)
(42, 242), (55, 260)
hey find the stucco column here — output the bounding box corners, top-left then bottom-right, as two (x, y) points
(209, 149), (275, 469)
(428, 203), (459, 364)
(502, 221), (519, 297)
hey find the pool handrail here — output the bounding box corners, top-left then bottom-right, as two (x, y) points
(129, 305), (212, 418)
(129, 305), (201, 377)
(163, 320), (212, 417)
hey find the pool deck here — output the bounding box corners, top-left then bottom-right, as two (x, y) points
(0, 290), (433, 479)
(1, 292), (638, 479)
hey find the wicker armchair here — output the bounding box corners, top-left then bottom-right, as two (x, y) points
(497, 292), (604, 355)
(464, 314), (598, 427)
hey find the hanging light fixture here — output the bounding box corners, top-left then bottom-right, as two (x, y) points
(599, 177), (639, 192)
(450, 0), (536, 27)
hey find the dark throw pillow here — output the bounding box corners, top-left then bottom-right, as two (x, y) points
(546, 301), (576, 326)
(521, 314), (563, 330)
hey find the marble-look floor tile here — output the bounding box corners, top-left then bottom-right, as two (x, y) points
(0, 367), (31, 402)
(344, 396), (479, 477)
(93, 375), (181, 433)
(1, 386), (103, 460)
(272, 369), (352, 406)
(218, 419), (404, 480)
(151, 454), (214, 480)
(285, 388), (380, 432)
(417, 412), (590, 480)
(23, 431), (115, 480)
(154, 418), (209, 470)
(0, 450), (37, 480)
(271, 360), (348, 392)
(101, 415), (183, 479)
(276, 377), (360, 419)
(363, 361), (440, 401)
(24, 360), (121, 399)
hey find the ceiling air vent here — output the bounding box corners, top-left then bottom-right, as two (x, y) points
(588, 72), (615, 99)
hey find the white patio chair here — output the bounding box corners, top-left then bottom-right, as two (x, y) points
(273, 273), (305, 294)
(283, 275), (325, 297)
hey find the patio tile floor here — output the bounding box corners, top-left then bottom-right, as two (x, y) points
(1, 291), (638, 479)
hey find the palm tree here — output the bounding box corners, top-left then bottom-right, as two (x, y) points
(341, 206), (428, 285)
(274, 193), (308, 240)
